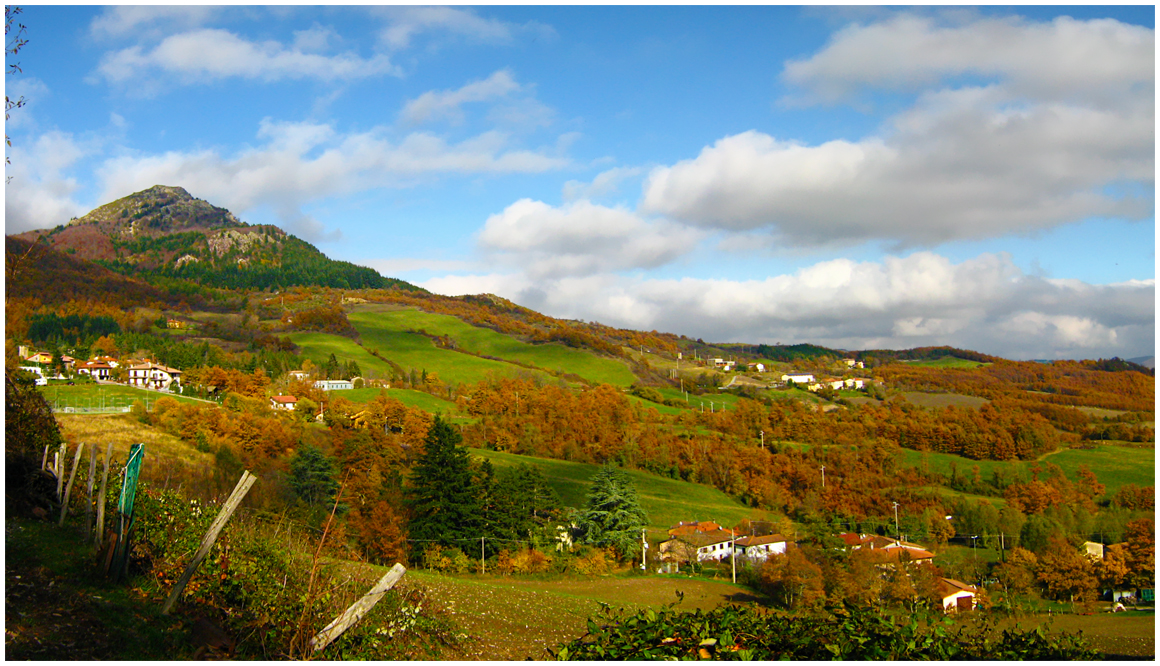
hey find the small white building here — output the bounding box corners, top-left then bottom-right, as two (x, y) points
(753, 363), (765, 373)
(314, 379), (353, 391)
(781, 373), (815, 385)
(937, 578), (979, 612)
(734, 534), (788, 562)
(270, 395), (298, 411)
(128, 362), (182, 390)
(76, 361), (112, 381)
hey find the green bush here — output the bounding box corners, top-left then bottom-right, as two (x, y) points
(550, 602), (1099, 660)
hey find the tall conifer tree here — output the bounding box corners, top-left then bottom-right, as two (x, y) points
(406, 415), (480, 558)
(578, 464), (648, 558)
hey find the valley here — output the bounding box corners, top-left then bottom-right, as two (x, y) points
(5, 185), (1154, 660)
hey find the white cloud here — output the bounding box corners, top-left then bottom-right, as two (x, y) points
(562, 166), (644, 202)
(478, 199), (703, 279)
(375, 6), (552, 51)
(365, 258), (476, 275)
(423, 251), (1155, 360)
(94, 28), (399, 89)
(4, 132), (91, 233)
(401, 70), (522, 125)
(89, 6), (220, 40)
(640, 13), (1154, 249)
(83, 121), (570, 242)
(782, 14), (1153, 105)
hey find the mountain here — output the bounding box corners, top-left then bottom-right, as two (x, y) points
(1128, 355), (1155, 369)
(13, 185), (420, 292)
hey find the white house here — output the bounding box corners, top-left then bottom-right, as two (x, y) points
(128, 362), (182, 390)
(734, 534), (788, 561)
(753, 363), (765, 373)
(781, 373), (815, 385)
(937, 578), (979, 612)
(287, 370), (310, 381)
(76, 361), (112, 381)
(314, 379), (353, 391)
(270, 395), (298, 411)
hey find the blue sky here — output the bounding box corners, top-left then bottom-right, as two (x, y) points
(5, 5), (1155, 360)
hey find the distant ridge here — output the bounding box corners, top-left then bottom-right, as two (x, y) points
(11, 185), (421, 292)
(1128, 355), (1155, 369)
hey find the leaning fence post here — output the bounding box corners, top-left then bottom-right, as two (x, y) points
(55, 443), (65, 498)
(85, 448), (98, 537)
(41, 445), (49, 471)
(309, 563), (407, 653)
(95, 444), (112, 549)
(161, 470), (258, 615)
(59, 442), (85, 525)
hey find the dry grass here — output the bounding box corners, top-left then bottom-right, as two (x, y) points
(54, 414), (216, 496)
(998, 611), (1154, 658)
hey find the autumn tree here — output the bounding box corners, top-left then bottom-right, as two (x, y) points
(1036, 535), (1097, 607)
(1122, 518), (1155, 589)
(760, 546), (825, 610)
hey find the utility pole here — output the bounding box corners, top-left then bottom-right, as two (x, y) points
(642, 529), (648, 571)
(760, 430), (764, 450)
(892, 502), (900, 539)
(481, 537), (486, 575)
(821, 465), (825, 488)
(731, 527), (736, 584)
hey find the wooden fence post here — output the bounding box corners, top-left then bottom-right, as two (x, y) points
(95, 444), (112, 549)
(59, 443), (85, 525)
(41, 445), (49, 471)
(161, 471), (258, 615)
(55, 443), (65, 498)
(85, 448), (98, 537)
(309, 563), (407, 653)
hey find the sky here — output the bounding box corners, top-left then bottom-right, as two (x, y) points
(4, 5), (1155, 361)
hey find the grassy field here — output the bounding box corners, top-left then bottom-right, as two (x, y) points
(899, 391), (990, 410)
(901, 357), (989, 369)
(341, 312), (557, 387)
(284, 331), (397, 380)
(896, 443), (1154, 495)
(351, 305), (638, 387)
(336, 386), (469, 419)
(39, 381), (211, 411)
(469, 448), (775, 535)
(409, 570), (764, 660)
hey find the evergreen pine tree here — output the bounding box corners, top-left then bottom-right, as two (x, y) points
(290, 444), (338, 507)
(406, 415), (480, 559)
(578, 464), (648, 558)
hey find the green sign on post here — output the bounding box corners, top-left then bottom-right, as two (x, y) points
(110, 443), (144, 581)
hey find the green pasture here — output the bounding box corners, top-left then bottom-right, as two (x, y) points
(901, 357), (989, 369)
(351, 306), (637, 387)
(38, 382), (210, 410)
(344, 310), (556, 387)
(285, 331), (397, 380)
(900, 391), (990, 410)
(896, 443), (1154, 495)
(335, 386), (468, 418)
(469, 448), (774, 536)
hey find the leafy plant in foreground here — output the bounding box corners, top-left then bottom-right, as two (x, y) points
(549, 601), (1098, 660)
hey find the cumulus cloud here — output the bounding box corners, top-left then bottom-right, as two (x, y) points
(477, 199), (703, 279)
(562, 166), (644, 202)
(82, 120), (570, 242)
(401, 69), (522, 125)
(89, 6), (220, 40)
(94, 28), (399, 89)
(4, 131), (91, 234)
(640, 13), (1154, 249)
(375, 6), (553, 51)
(782, 14), (1153, 105)
(423, 252), (1155, 360)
